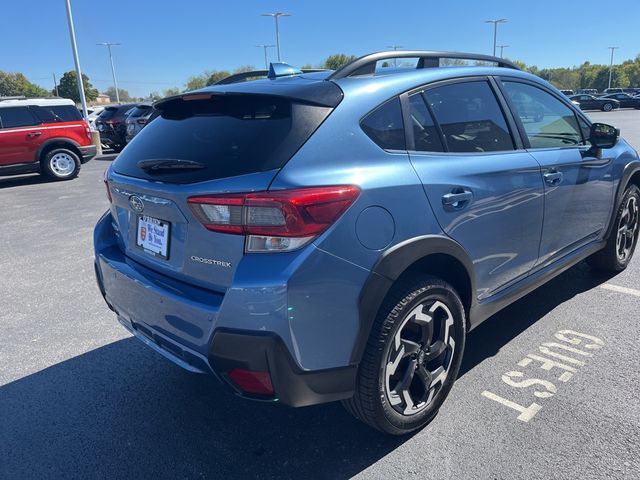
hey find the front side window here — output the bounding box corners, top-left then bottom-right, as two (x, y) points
(0, 107), (39, 129)
(361, 97), (405, 150)
(423, 81), (514, 153)
(502, 81), (583, 148)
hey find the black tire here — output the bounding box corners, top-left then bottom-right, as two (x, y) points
(41, 147), (81, 180)
(342, 276), (466, 435)
(602, 103), (613, 112)
(587, 184), (640, 272)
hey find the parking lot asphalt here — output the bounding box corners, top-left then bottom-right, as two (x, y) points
(1, 110), (639, 480)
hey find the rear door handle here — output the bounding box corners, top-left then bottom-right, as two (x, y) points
(543, 171), (563, 185)
(442, 189), (473, 209)
(27, 131), (42, 138)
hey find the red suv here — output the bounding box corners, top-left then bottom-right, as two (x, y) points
(0, 98), (96, 180)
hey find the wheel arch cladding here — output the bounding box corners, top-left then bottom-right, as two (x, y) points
(353, 235), (475, 364)
(38, 138), (82, 163)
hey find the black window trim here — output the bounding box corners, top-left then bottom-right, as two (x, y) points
(400, 75), (522, 155)
(495, 76), (593, 151)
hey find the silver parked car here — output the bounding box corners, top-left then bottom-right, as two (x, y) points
(124, 104), (154, 142)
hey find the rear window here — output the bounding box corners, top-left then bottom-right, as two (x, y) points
(128, 105), (152, 118)
(112, 94), (333, 183)
(33, 105), (82, 123)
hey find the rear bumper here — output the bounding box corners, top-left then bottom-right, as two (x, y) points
(93, 212), (359, 407)
(94, 253), (356, 406)
(79, 144), (97, 163)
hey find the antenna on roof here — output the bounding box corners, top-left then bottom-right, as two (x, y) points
(268, 62), (303, 80)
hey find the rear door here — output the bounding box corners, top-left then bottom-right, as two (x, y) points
(405, 78), (544, 299)
(31, 104), (89, 146)
(499, 79), (614, 266)
(107, 93), (335, 292)
(0, 106), (43, 166)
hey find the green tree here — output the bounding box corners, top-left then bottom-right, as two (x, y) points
(163, 87), (181, 97)
(205, 70), (232, 86)
(323, 54), (357, 70)
(56, 71), (98, 103)
(234, 65), (255, 74)
(185, 73), (209, 91)
(0, 71), (49, 97)
(104, 86), (132, 102)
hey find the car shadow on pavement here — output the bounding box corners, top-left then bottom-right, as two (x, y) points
(0, 262), (617, 479)
(459, 261), (616, 377)
(0, 337), (404, 480)
(0, 173), (55, 189)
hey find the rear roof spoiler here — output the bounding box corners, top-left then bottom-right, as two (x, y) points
(214, 65), (328, 85)
(327, 50), (520, 80)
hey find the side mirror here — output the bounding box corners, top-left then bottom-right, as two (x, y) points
(589, 122), (619, 149)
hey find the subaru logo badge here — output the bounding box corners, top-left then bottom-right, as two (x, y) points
(129, 195), (144, 213)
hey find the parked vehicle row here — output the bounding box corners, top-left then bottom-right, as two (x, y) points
(94, 103), (155, 151)
(95, 51), (640, 435)
(0, 97), (96, 180)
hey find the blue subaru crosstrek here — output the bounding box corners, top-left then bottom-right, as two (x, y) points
(95, 51), (640, 435)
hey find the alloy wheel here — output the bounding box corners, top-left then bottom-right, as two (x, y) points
(385, 300), (456, 416)
(616, 195), (639, 262)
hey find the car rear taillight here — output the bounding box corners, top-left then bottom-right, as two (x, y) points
(103, 168), (112, 203)
(188, 186), (360, 252)
(228, 369), (274, 396)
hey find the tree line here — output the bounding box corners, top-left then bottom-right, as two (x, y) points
(3, 53), (639, 103)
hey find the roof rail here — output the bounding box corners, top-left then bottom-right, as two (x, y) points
(327, 50), (520, 80)
(214, 67), (328, 85)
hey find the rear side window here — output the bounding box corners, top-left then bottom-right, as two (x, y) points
(408, 93), (444, 152)
(0, 107), (40, 129)
(423, 81), (514, 153)
(361, 97), (405, 150)
(112, 94), (333, 184)
(502, 81), (583, 148)
(32, 105), (82, 123)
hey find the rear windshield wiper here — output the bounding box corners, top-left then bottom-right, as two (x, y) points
(137, 159), (207, 173)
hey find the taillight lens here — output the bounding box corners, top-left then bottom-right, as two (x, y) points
(188, 186), (360, 252)
(103, 168), (112, 203)
(228, 369), (274, 396)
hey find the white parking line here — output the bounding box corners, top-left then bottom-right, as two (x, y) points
(600, 283), (640, 298)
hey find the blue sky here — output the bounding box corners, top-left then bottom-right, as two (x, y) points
(3, 0), (639, 97)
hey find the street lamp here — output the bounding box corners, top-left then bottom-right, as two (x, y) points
(256, 44), (275, 70)
(97, 42), (122, 103)
(485, 19), (507, 57)
(64, 0), (88, 120)
(497, 44), (509, 58)
(608, 46), (620, 90)
(261, 12), (290, 62)
(386, 45), (404, 67)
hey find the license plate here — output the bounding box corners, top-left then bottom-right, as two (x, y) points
(136, 215), (170, 259)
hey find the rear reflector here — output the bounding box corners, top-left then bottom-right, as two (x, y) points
(188, 186), (360, 252)
(228, 368), (274, 396)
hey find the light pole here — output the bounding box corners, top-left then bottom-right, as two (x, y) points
(386, 45), (404, 66)
(256, 44), (275, 69)
(497, 44), (509, 58)
(97, 42), (121, 103)
(485, 19), (507, 57)
(608, 46), (619, 90)
(64, 0), (88, 120)
(261, 12), (290, 62)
